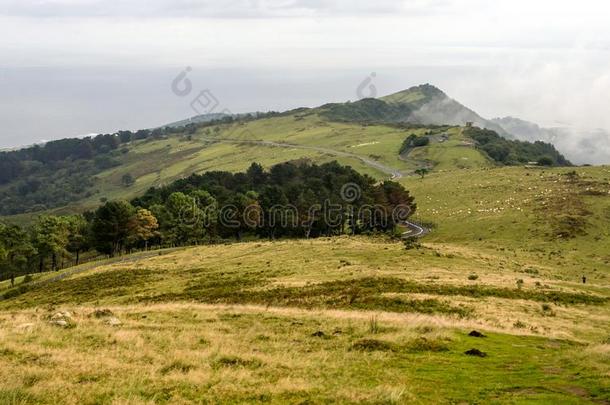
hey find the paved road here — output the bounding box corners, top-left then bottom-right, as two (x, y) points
(402, 220), (429, 238)
(206, 137), (429, 238)
(206, 138), (403, 180)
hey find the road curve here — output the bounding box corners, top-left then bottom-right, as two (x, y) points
(402, 220), (429, 238)
(205, 138), (403, 179)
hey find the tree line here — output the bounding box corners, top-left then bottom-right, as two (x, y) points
(463, 127), (571, 166)
(0, 161), (416, 281)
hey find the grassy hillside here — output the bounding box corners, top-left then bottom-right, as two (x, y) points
(4, 113), (496, 224)
(1, 164), (608, 403)
(403, 166), (610, 274)
(1, 85), (570, 223)
(1, 235), (609, 404)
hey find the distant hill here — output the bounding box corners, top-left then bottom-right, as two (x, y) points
(379, 84), (511, 137)
(492, 116), (610, 165)
(162, 113), (231, 129)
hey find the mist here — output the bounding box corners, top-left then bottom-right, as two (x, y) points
(1, 0), (609, 163)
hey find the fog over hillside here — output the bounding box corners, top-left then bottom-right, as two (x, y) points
(492, 117), (610, 165)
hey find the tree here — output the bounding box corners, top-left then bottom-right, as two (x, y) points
(221, 191), (260, 240)
(121, 173), (135, 187)
(91, 201), (136, 256)
(0, 223), (36, 280)
(32, 216), (70, 272)
(373, 181), (416, 232)
(0, 223), (7, 264)
(190, 190), (218, 239)
(163, 193), (204, 245)
(246, 162), (267, 186)
(414, 168), (429, 179)
(258, 185), (290, 239)
(117, 130), (133, 144)
(66, 215), (89, 266)
(295, 188), (320, 238)
(128, 208), (159, 250)
(537, 156), (554, 166)
(413, 136), (430, 147)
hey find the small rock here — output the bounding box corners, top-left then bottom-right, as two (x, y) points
(51, 319), (70, 328)
(468, 330), (486, 338)
(48, 311), (74, 328)
(51, 311), (72, 321)
(464, 348), (487, 357)
(105, 317), (122, 327)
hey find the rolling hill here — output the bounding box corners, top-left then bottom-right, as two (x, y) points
(1, 164), (608, 403)
(0, 84), (609, 403)
(0, 85), (570, 222)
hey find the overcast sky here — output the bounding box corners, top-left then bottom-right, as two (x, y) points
(1, 0), (610, 162)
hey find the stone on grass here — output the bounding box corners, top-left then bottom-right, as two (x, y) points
(105, 317), (122, 327)
(49, 311), (74, 328)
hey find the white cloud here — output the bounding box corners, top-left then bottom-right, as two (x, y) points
(0, 0), (458, 18)
(1, 0), (610, 162)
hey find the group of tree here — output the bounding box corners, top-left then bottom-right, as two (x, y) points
(399, 134), (431, 155)
(464, 127), (571, 166)
(0, 111), (286, 216)
(133, 161), (416, 241)
(0, 206), (160, 282)
(0, 161), (416, 281)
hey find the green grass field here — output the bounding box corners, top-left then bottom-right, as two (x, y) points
(0, 235), (608, 404)
(1, 161), (609, 403)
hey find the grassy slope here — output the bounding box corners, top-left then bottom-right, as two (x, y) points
(1, 164), (609, 403)
(403, 166), (610, 281)
(0, 237), (608, 403)
(5, 113), (493, 224)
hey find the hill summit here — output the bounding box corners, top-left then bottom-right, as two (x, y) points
(378, 84), (510, 136)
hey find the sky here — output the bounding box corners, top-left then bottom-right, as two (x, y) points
(1, 0), (610, 162)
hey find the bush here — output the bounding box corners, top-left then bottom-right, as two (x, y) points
(406, 337), (449, 352)
(403, 237), (421, 250)
(413, 137), (430, 147)
(468, 274), (479, 281)
(213, 356), (262, 369)
(537, 156), (554, 166)
(351, 339), (394, 352)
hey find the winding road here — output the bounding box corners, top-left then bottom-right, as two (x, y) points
(205, 138), (403, 180)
